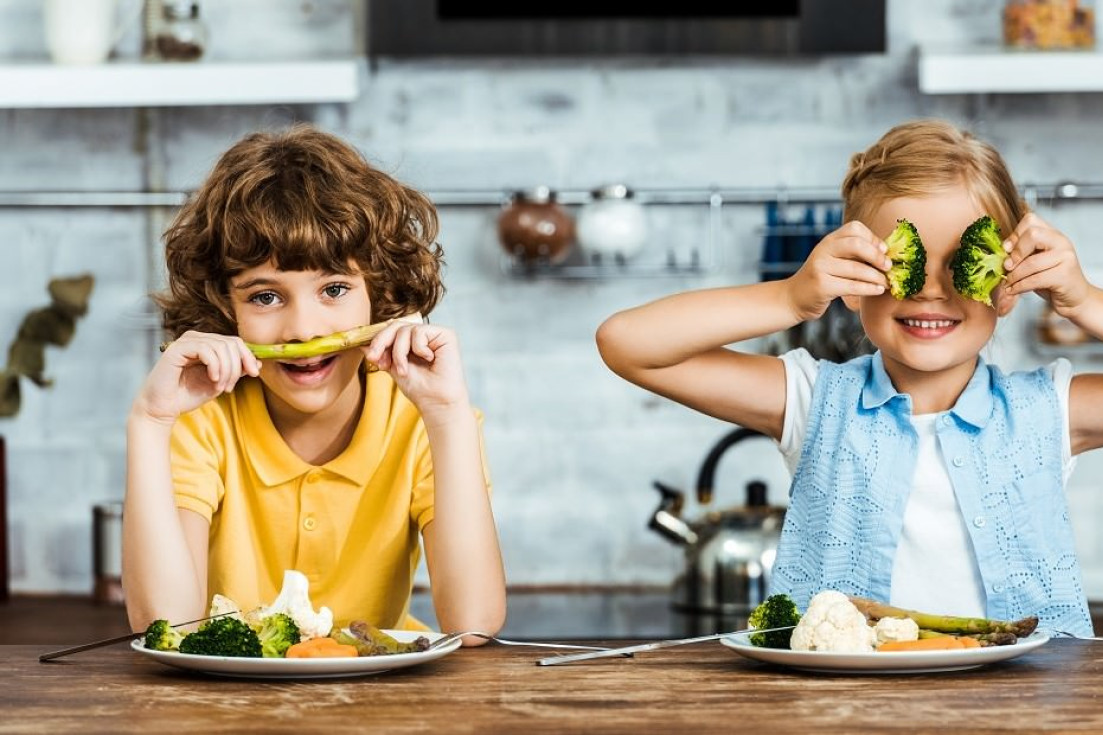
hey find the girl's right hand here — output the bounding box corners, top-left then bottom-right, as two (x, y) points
(785, 220), (890, 321)
(133, 331), (261, 425)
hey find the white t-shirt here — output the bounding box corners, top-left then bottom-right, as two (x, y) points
(777, 349), (1076, 618)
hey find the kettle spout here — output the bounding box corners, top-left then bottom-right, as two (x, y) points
(648, 480), (698, 546)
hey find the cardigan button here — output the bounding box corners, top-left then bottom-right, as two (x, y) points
(941, 415), (952, 427)
(993, 583), (1005, 593)
(953, 456), (965, 467)
(973, 516), (986, 528)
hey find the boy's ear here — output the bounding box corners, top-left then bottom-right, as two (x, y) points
(841, 295), (861, 312)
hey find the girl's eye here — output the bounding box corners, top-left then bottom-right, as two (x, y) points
(323, 283), (350, 299)
(249, 291), (279, 307)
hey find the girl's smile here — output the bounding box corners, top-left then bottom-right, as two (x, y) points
(895, 312), (962, 339)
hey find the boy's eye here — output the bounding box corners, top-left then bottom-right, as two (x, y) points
(249, 291), (279, 306)
(323, 283), (350, 299)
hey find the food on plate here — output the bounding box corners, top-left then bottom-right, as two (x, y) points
(178, 617), (263, 658)
(747, 594), (802, 649)
(885, 217), (927, 300)
(141, 619), (186, 652)
(249, 569), (334, 641)
(847, 595), (1039, 638)
(871, 615), (920, 646)
(256, 613), (301, 658)
(285, 637), (359, 659)
(334, 621), (431, 656)
(877, 636), (981, 652)
(950, 214), (1007, 307)
(789, 590), (878, 653)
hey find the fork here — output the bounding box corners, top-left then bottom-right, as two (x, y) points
(1043, 629), (1103, 641)
(426, 631), (616, 653)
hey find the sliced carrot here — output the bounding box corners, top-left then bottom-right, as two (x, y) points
(285, 637), (359, 658)
(877, 636), (976, 652)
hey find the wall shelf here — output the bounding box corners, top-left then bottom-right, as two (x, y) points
(919, 44), (1103, 94)
(0, 58), (363, 108)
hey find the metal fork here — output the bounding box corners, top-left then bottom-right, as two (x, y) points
(426, 631), (616, 652)
(1044, 629), (1103, 641)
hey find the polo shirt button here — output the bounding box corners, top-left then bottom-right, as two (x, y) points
(941, 415), (952, 427)
(973, 516), (986, 528)
(306, 471), (321, 484)
(953, 456), (965, 467)
(303, 516), (317, 531)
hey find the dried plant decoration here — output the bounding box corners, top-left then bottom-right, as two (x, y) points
(0, 274), (95, 417)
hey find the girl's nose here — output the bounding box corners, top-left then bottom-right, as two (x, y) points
(916, 262), (952, 299)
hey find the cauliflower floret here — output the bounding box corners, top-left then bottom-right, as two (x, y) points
(790, 590), (877, 653)
(873, 616), (920, 646)
(208, 593), (244, 621)
(257, 570), (334, 641)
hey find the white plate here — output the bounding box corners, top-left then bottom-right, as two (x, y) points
(720, 631), (1050, 674)
(132, 630), (460, 679)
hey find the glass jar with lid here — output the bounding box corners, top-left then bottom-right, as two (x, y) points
(576, 184), (649, 264)
(154, 0), (208, 61)
(1003, 0), (1095, 49)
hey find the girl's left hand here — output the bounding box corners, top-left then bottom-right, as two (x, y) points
(998, 213), (1091, 319)
(362, 322), (470, 420)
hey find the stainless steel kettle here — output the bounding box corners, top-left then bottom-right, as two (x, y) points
(649, 428), (786, 628)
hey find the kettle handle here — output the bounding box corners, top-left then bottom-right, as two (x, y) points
(695, 427), (767, 505)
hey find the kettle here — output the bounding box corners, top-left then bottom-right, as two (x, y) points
(649, 428), (786, 625)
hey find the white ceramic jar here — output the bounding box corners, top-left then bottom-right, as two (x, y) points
(576, 184), (649, 263)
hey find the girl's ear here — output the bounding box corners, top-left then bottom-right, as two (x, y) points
(842, 295), (861, 312)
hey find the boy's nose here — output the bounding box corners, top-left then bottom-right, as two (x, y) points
(278, 306), (325, 345)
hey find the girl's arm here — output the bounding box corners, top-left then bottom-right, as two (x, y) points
(595, 221), (891, 439)
(364, 324), (506, 644)
(1001, 213), (1103, 455)
(122, 331), (259, 632)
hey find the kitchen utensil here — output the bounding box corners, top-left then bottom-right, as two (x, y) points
(535, 625), (796, 666)
(425, 631), (615, 653)
(649, 428), (786, 626)
(92, 502), (124, 605)
(38, 609), (251, 662)
(496, 186), (575, 265)
(43, 0), (143, 64)
(1044, 629), (1103, 641)
(576, 184), (649, 264)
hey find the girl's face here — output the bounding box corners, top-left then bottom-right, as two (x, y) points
(848, 184), (999, 391)
(230, 260), (371, 420)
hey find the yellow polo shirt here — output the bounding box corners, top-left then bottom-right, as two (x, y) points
(169, 369), (489, 631)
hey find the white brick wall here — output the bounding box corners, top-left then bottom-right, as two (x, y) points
(2, 0), (1102, 597)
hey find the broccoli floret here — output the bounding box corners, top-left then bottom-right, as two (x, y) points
(142, 619), (185, 652)
(254, 613), (301, 658)
(748, 593), (802, 649)
(951, 214), (1006, 307)
(884, 218), (927, 300)
(179, 617), (262, 658)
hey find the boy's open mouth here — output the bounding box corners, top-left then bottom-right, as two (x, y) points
(278, 355), (339, 375)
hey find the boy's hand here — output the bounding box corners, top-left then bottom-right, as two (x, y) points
(362, 322), (471, 424)
(1000, 213), (1092, 319)
(134, 331), (261, 425)
(787, 220), (890, 321)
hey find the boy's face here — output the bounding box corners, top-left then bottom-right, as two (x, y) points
(846, 184), (1000, 387)
(229, 259), (372, 420)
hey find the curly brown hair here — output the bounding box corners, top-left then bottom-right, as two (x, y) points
(155, 124), (444, 338)
(842, 119), (1027, 238)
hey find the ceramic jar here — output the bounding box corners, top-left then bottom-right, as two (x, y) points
(497, 187), (575, 265)
(576, 184), (649, 263)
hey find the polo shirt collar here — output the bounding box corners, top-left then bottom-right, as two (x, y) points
(237, 369), (391, 487)
(859, 351), (993, 428)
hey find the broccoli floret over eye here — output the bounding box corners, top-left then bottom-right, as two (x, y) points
(142, 619), (185, 652)
(253, 613), (301, 658)
(747, 593), (802, 649)
(884, 218), (927, 300)
(950, 214), (1006, 307)
(179, 617), (263, 658)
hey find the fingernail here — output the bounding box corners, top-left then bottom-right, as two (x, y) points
(1004, 257), (1013, 270)
(1003, 240), (1012, 252)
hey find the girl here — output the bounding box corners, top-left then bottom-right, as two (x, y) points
(123, 124), (506, 643)
(596, 119), (1103, 635)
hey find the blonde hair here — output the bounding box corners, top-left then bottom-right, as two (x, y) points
(842, 119), (1027, 236)
(156, 124), (444, 339)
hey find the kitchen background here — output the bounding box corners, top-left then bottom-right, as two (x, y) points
(2, 0), (1103, 619)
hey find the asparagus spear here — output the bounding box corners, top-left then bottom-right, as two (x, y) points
(849, 596), (1038, 637)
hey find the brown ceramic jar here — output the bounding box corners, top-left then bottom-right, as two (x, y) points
(496, 186), (575, 265)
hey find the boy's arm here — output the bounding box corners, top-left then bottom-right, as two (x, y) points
(596, 221), (891, 440)
(419, 407), (506, 643)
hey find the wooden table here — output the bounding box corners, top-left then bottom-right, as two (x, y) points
(6, 639), (1103, 733)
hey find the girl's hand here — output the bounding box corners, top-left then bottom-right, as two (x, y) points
(786, 220), (890, 321)
(362, 322), (470, 422)
(134, 331), (261, 424)
(1000, 213), (1091, 319)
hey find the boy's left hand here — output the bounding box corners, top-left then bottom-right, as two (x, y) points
(362, 322), (471, 422)
(997, 213), (1091, 319)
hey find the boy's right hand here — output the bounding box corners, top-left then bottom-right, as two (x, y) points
(133, 331), (261, 425)
(786, 220), (890, 321)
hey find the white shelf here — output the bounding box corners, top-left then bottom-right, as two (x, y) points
(918, 44), (1103, 94)
(0, 58), (363, 108)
